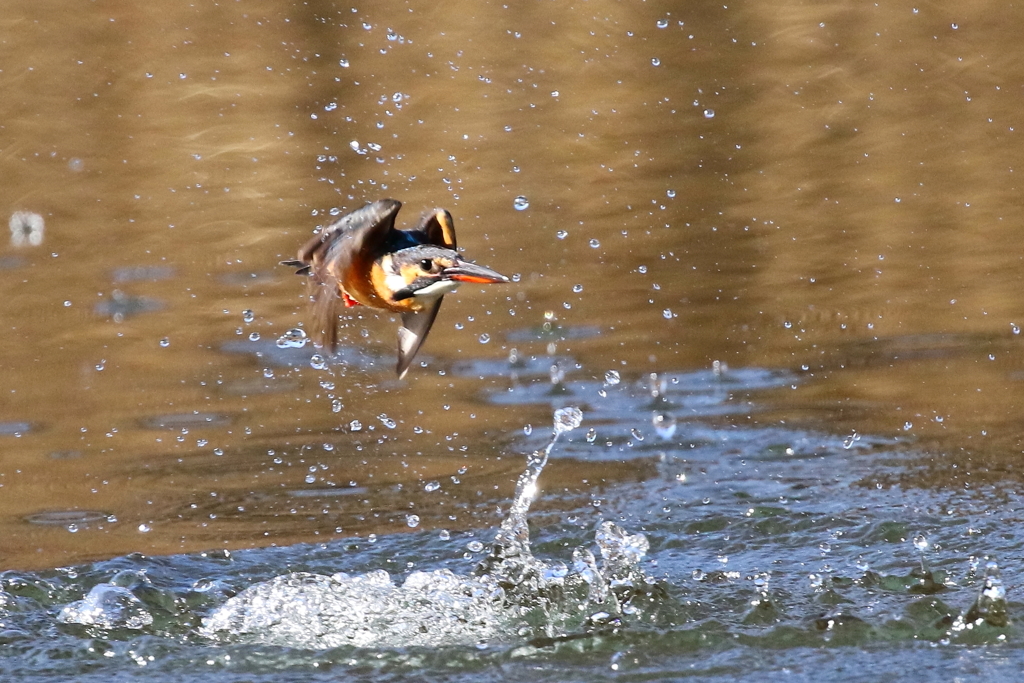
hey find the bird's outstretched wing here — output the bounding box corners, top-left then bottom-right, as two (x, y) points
(397, 299), (443, 379)
(414, 209), (457, 249)
(282, 199), (402, 351)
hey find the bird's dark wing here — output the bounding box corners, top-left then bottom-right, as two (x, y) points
(396, 298), (443, 378)
(297, 199), (402, 266)
(287, 199), (402, 351)
(413, 209), (457, 249)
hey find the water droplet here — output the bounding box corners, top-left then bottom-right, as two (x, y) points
(589, 238), (600, 248)
(651, 57), (661, 66)
(275, 327), (308, 349)
(549, 364), (565, 385)
(331, 399), (343, 413)
(652, 413), (677, 440)
(513, 195), (530, 211)
(368, 533), (377, 543)
(248, 332), (260, 341)
(439, 529), (451, 540)
(159, 338), (170, 348)
(662, 308), (673, 319)
(305, 474), (316, 484)
(550, 90), (559, 97)
(913, 535), (929, 552)
(424, 481), (440, 492)
(310, 353), (326, 370)
(604, 370), (621, 385)
(523, 423), (533, 436)
(656, 18), (669, 28)
(9, 211), (45, 247)
(586, 428), (597, 443)
(630, 428), (644, 441)
(242, 309), (255, 323)
(378, 414), (396, 429)
(842, 431), (860, 449)
(556, 230), (568, 239)
(703, 108), (715, 119)
(467, 540), (484, 552)
(553, 406), (583, 434)
(1011, 323), (1020, 335)
(478, 333), (490, 344)
(572, 284), (583, 293)
(349, 420), (362, 431)
(339, 58), (350, 67)
(138, 524), (151, 533)
(666, 189), (676, 198)
(951, 22), (958, 29)
(406, 514), (420, 528)
(263, 368), (274, 379)
(67, 524), (78, 533)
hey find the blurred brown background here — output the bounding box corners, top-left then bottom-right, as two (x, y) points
(1, 0), (1023, 569)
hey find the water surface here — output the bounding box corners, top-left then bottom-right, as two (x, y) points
(2, 0), (1024, 680)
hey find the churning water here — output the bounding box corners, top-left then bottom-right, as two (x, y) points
(2, 369), (1019, 682)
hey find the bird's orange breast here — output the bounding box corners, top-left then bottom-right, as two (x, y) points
(340, 260), (424, 313)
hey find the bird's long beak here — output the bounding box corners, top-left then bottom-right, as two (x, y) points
(443, 261), (509, 284)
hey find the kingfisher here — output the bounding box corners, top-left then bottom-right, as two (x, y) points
(281, 199), (509, 378)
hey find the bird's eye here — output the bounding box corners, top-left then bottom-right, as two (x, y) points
(420, 258), (434, 272)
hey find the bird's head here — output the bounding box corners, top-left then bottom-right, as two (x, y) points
(382, 245), (509, 303)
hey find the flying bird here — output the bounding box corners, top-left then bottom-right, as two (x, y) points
(281, 199), (508, 378)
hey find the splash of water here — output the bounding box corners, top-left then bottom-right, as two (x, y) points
(962, 560), (1009, 628)
(199, 405), (654, 649)
(57, 582), (154, 630)
(475, 407), (582, 587)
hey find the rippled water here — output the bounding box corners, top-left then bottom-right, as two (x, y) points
(4, 0), (1024, 679)
(3, 371), (1022, 681)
